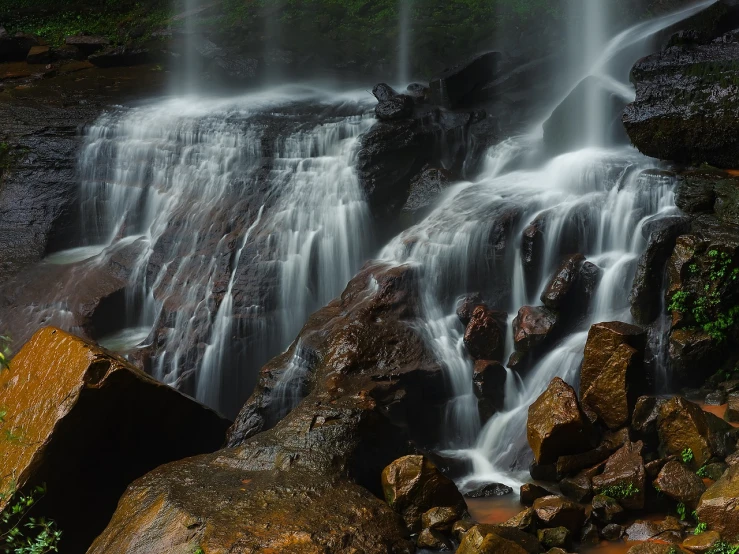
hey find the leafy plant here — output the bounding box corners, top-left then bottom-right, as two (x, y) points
(695, 522), (708, 534)
(706, 541), (739, 554)
(677, 501), (687, 521)
(696, 465), (708, 478)
(682, 447), (694, 464)
(0, 336), (10, 371)
(0, 484), (61, 554)
(597, 483), (640, 500)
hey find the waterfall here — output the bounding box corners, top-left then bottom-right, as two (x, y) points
(398, 0), (413, 85)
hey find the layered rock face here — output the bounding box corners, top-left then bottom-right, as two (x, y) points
(0, 327), (230, 553)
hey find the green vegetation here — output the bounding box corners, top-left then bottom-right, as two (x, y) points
(707, 542), (739, 554)
(694, 522), (708, 534)
(668, 249), (739, 342)
(0, 336), (10, 371)
(682, 447), (694, 464)
(597, 483), (640, 500)
(696, 464), (708, 477)
(677, 501), (687, 521)
(0, 484), (61, 554)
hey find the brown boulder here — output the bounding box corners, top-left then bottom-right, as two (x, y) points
(421, 506), (458, 532)
(64, 35), (110, 56)
(473, 360), (507, 421)
(502, 508), (536, 532)
(682, 530), (721, 554)
(540, 254), (585, 310)
(580, 321), (645, 390)
(581, 342), (641, 430)
(417, 528), (453, 550)
(457, 526), (529, 554)
(726, 392), (739, 423)
(696, 463), (739, 541)
(457, 294), (485, 325)
(464, 305), (506, 361)
(511, 306), (559, 364)
(382, 455), (465, 532)
(532, 496), (586, 533)
(625, 516), (683, 543)
(520, 483), (554, 506)
(592, 494), (626, 523)
(627, 544), (688, 554)
(591, 442), (647, 510)
(0, 327), (230, 553)
(527, 378), (595, 465)
(537, 527), (571, 550)
(653, 460), (707, 509)
(658, 396), (734, 470)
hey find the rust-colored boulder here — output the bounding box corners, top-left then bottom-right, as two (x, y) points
(457, 526), (529, 554)
(533, 496), (586, 533)
(696, 463), (739, 541)
(580, 321), (645, 393)
(658, 396), (734, 470)
(653, 460), (706, 509)
(0, 327), (230, 553)
(520, 483), (554, 506)
(381, 455), (465, 532)
(540, 254), (585, 310)
(421, 506), (458, 532)
(682, 530), (721, 554)
(464, 305), (506, 361)
(527, 378), (595, 465)
(591, 442), (647, 510)
(502, 508), (535, 532)
(581, 342), (641, 430)
(512, 306), (559, 358)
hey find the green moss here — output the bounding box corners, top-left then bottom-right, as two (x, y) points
(597, 483), (640, 500)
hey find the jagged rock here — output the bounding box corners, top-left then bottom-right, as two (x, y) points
(555, 445), (611, 477)
(675, 171), (720, 214)
(502, 509), (535, 533)
(669, 329), (724, 389)
(520, 483), (554, 506)
(510, 306), (560, 369)
(429, 51), (502, 108)
(418, 528), (453, 550)
(581, 342), (641, 430)
(527, 378), (595, 465)
(633, 396), (668, 447)
(544, 75), (627, 154)
(422, 506), (459, 531)
(630, 216), (691, 324)
(682, 530), (721, 553)
(560, 466), (600, 503)
(623, 32), (739, 168)
(382, 455), (465, 533)
(376, 95), (414, 121)
(653, 460), (707, 509)
(532, 496), (586, 534)
(457, 528), (529, 554)
(457, 294), (485, 325)
(537, 527), (571, 550)
(696, 463), (739, 541)
(625, 516), (684, 543)
(581, 523), (600, 544)
(645, 456), (679, 479)
(472, 360), (507, 403)
(540, 254), (585, 310)
(726, 392), (739, 423)
(602, 524), (625, 541)
(465, 482), (513, 498)
(453, 518), (476, 540)
(0, 327), (230, 553)
(658, 396), (734, 470)
(88, 46), (150, 67)
(703, 462), (729, 481)
(402, 166), (451, 216)
(464, 306), (507, 361)
(592, 494), (626, 524)
(357, 120), (434, 218)
(469, 524), (543, 554)
(705, 390), (727, 406)
(591, 442), (647, 511)
(64, 35), (110, 56)
(373, 83), (399, 102)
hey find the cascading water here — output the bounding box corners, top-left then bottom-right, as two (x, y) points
(397, 0), (413, 85)
(380, 0), (716, 489)
(52, 87), (375, 416)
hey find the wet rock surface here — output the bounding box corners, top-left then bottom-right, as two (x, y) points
(696, 463), (739, 541)
(0, 327), (229, 553)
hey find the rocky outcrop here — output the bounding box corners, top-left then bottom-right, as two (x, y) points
(624, 29), (739, 168)
(653, 460), (706, 509)
(0, 327), (230, 553)
(464, 305), (507, 361)
(402, 166), (451, 217)
(510, 305), (560, 369)
(527, 378), (596, 465)
(696, 463), (739, 541)
(592, 441), (647, 511)
(532, 496), (586, 534)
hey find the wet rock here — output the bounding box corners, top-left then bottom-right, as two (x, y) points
(658, 396), (734, 470)
(633, 396), (668, 447)
(581, 523), (600, 544)
(465, 482), (513, 499)
(668, 329), (724, 390)
(630, 216), (691, 324)
(520, 483), (554, 506)
(696, 463), (739, 541)
(502, 509), (536, 533)
(540, 254), (585, 310)
(703, 462), (729, 481)
(581, 342), (642, 430)
(560, 466), (599, 503)
(537, 527), (571, 550)
(88, 46), (150, 68)
(373, 82), (399, 102)
(382, 455), (465, 533)
(726, 392), (739, 423)
(422, 506), (459, 531)
(592, 494), (626, 524)
(473, 360), (507, 412)
(453, 518), (476, 540)
(555, 445), (611, 478)
(527, 377), (595, 465)
(532, 496), (586, 534)
(64, 35), (110, 56)
(623, 34), (739, 168)
(602, 523), (625, 541)
(675, 172), (720, 214)
(510, 306), (560, 369)
(654, 460), (707, 509)
(625, 516), (684, 543)
(429, 51), (502, 108)
(0, 31), (38, 62)
(591, 442), (647, 510)
(627, 544), (688, 554)
(457, 294), (485, 326)
(0, 327), (230, 553)
(457, 527), (529, 554)
(705, 390), (727, 406)
(472, 524), (543, 554)
(682, 530), (721, 553)
(580, 321), (646, 403)
(465, 306), (507, 361)
(357, 120), (434, 218)
(544, 75), (627, 154)
(402, 166), (451, 216)
(376, 95), (414, 121)
(26, 45), (51, 64)
(418, 528), (453, 550)
(529, 462), (558, 482)
(645, 456), (678, 479)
